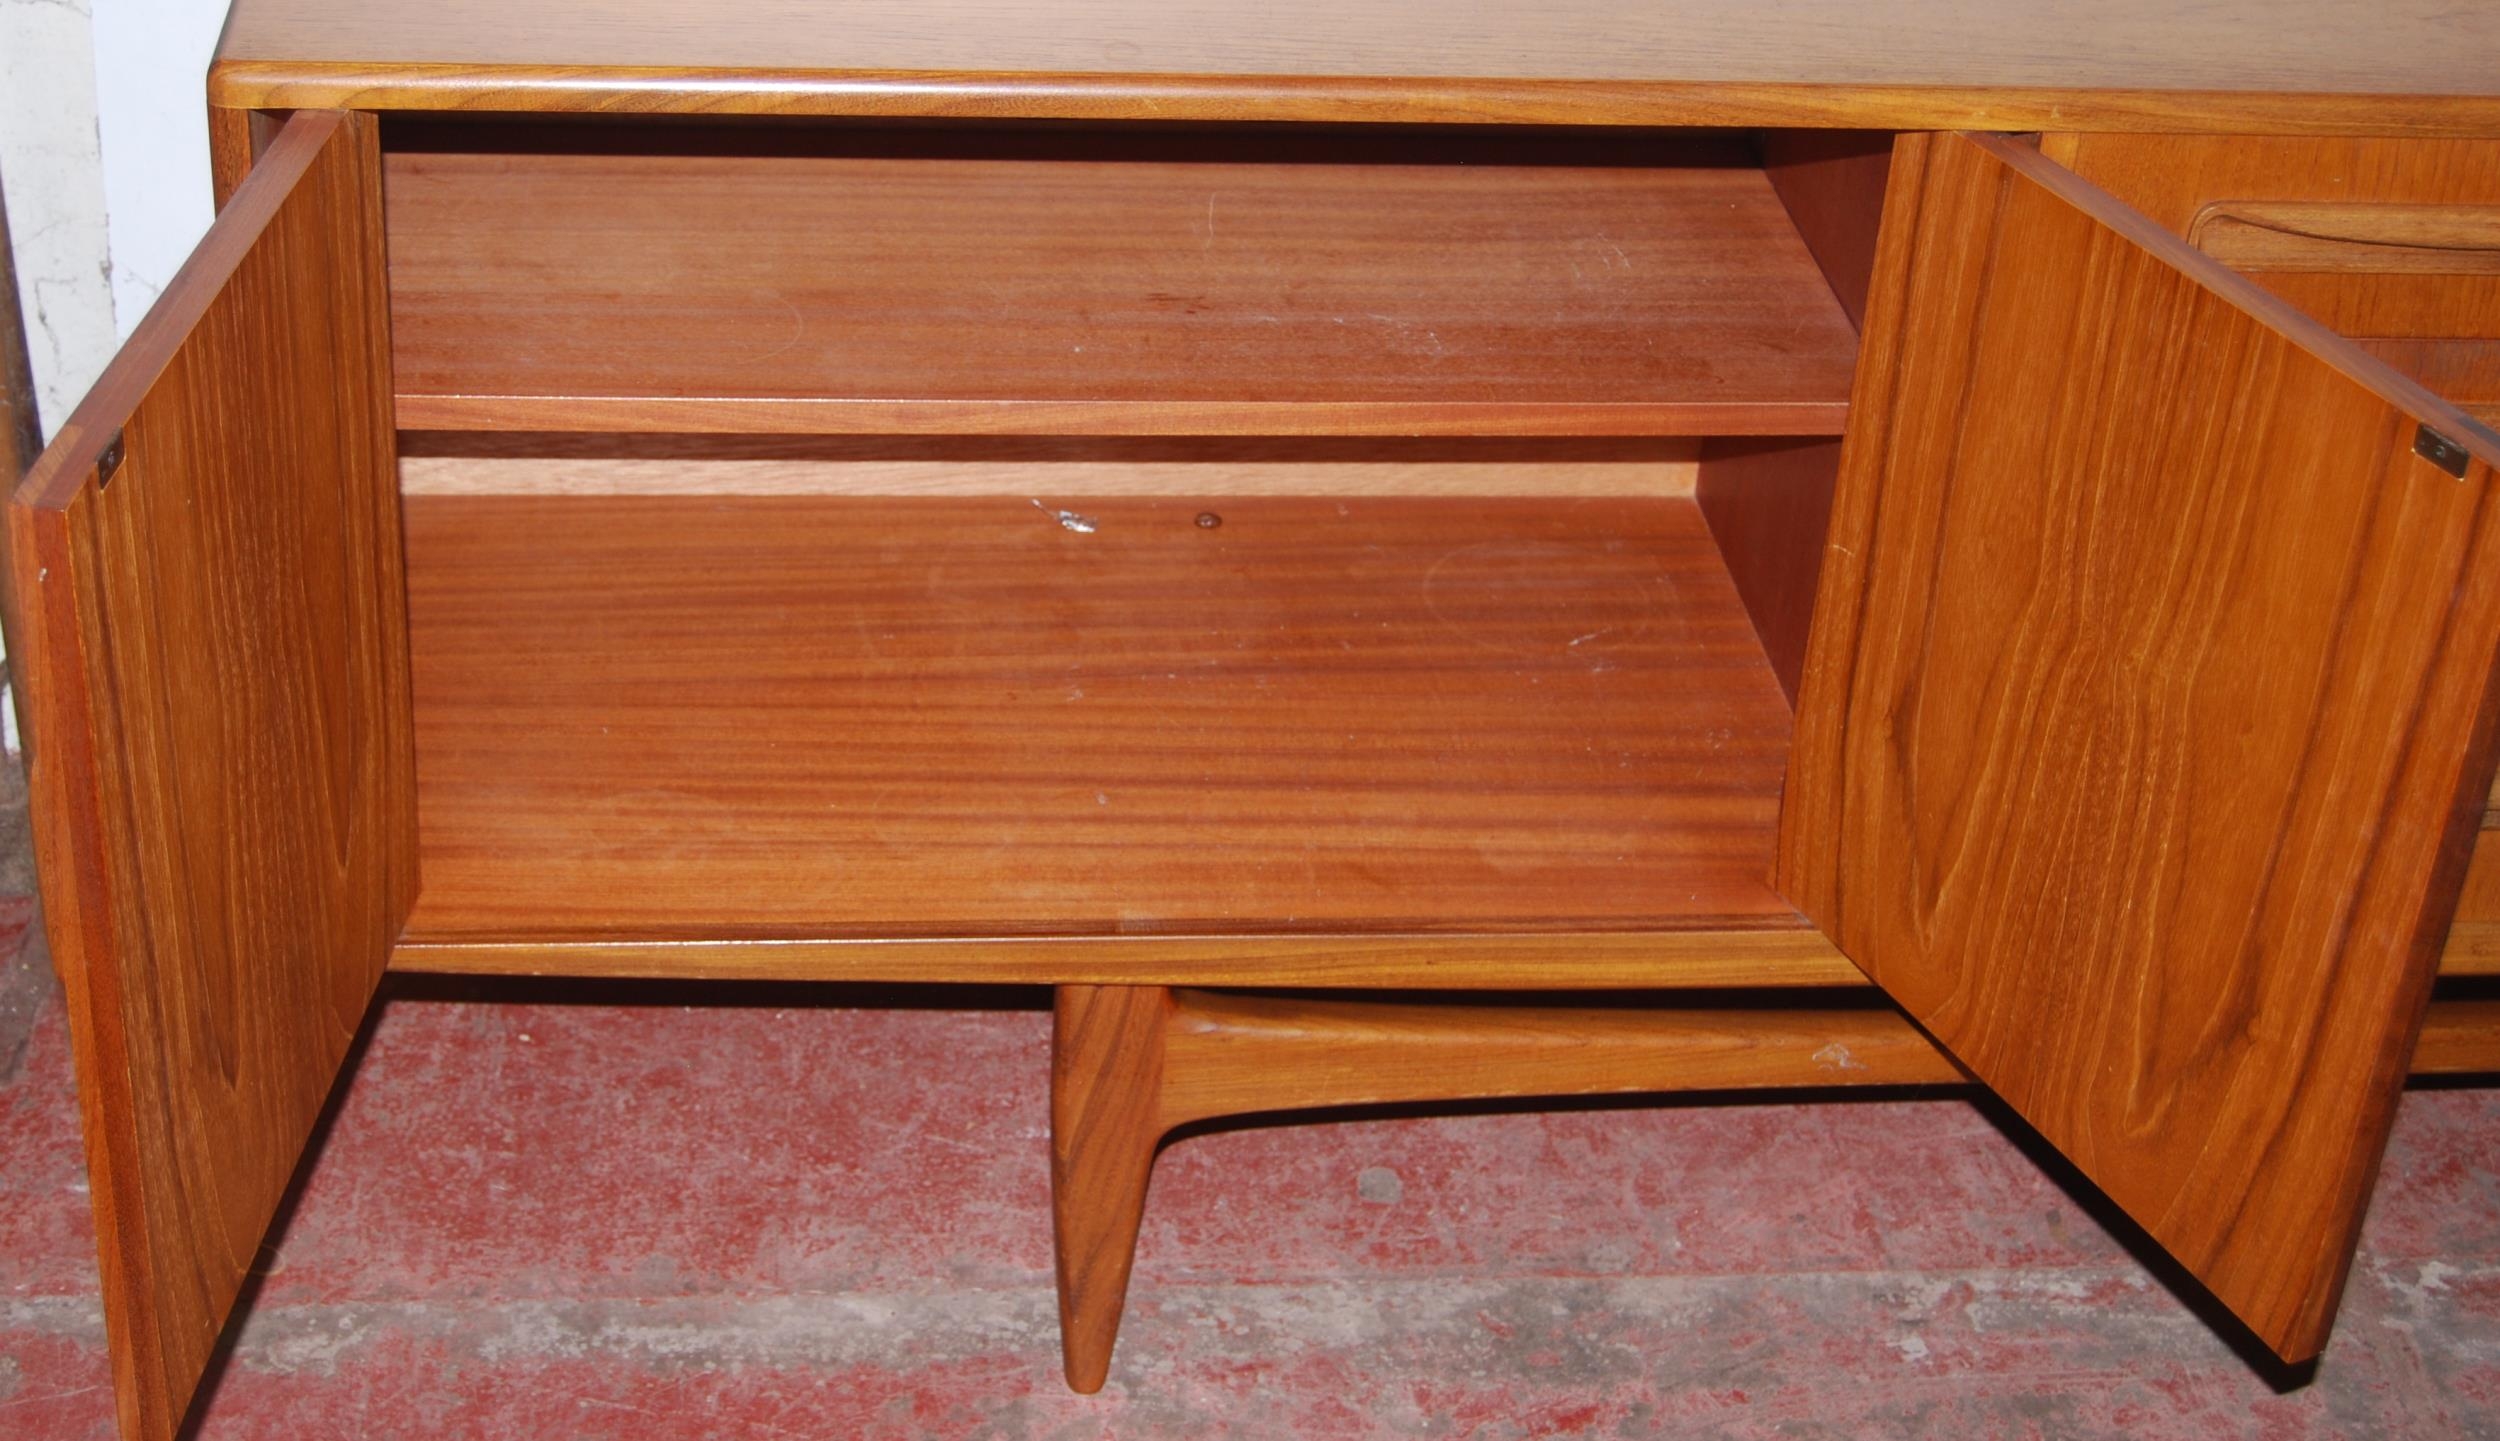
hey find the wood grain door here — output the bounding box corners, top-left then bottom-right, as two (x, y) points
(2, 111), (410, 1441)
(1777, 132), (2500, 1364)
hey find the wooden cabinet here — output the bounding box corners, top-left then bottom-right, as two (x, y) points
(10, 4), (2500, 1436)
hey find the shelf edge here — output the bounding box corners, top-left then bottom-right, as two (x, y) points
(392, 395), (1855, 438)
(387, 927), (1866, 988)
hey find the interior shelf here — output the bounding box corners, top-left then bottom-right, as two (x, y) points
(397, 492), (1809, 960)
(382, 138), (1861, 437)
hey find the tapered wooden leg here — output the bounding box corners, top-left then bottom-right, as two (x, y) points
(1051, 984), (1174, 1394)
(1043, 984), (2494, 1392)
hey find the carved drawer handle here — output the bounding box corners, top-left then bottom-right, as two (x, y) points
(2189, 201), (2500, 274)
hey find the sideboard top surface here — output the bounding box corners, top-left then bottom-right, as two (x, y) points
(210, 0), (2500, 135)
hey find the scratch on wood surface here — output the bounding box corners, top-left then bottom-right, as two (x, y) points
(1813, 1042), (1867, 1072)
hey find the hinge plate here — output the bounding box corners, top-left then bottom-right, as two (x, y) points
(94, 430), (125, 489)
(2417, 424), (2471, 480)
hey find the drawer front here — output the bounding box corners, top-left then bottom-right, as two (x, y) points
(2040, 134), (2500, 340)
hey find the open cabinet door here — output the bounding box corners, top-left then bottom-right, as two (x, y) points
(1778, 132), (2500, 1365)
(2, 111), (410, 1441)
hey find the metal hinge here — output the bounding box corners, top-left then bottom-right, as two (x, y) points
(2417, 424), (2471, 480)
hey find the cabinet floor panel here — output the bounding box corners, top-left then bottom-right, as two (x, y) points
(383, 145), (1858, 436)
(398, 494), (1807, 970)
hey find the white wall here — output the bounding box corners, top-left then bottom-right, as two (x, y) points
(0, 0), (119, 440)
(92, 0), (229, 336)
(1, 0), (227, 749)
(2, 0), (228, 439)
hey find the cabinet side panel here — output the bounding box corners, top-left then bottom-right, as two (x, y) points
(1693, 437), (1844, 707)
(207, 106), (284, 210)
(1762, 129), (1896, 330)
(6, 111), (409, 1441)
(1779, 131), (2500, 1362)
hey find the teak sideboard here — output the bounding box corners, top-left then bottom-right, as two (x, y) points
(13, 3), (2500, 1436)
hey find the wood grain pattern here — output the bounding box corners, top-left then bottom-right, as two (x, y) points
(1048, 982), (1968, 1390)
(1044, 979), (2498, 1394)
(2413, 998), (2500, 1073)
(2004, 141), (2500, 950)
(394, 437), (1703, 499)
(2460, 402), (2500, 866)
(399, 494), (1800, 954)
(393, 396), (1839, 441)
(386, 921), (2500, 986)
(209, 0), (2500, 134)
(205, 107), (256, 209)
(1761, 131), (1895, 329)
(2358, 339), (2500, 431)
(381, 144), (1857, 436)
(204, 109), (283, 211)
(2439, 836), (2500, 977)
(1777, 131), (2500, 1364)
(1159, 994), (2500, 1098)
(1155, 990), (1968, 1124)
(1692, 438), (1843, 708)
(4, 112), (409, 1441)
(2190, 202), (2500, 274)
(2047, 135), (2500, 340)
(385, 929), (1856, 988)
(1051, 984), (1173, 1393)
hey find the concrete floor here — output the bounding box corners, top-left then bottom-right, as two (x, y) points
(0, 761), (2495, 1436)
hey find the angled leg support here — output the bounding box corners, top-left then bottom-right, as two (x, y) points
(1046, 983), (1962, 1391)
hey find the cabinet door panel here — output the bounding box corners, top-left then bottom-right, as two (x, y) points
(3, 111), (409, 1441)
(1778, 131), (2500, 1363)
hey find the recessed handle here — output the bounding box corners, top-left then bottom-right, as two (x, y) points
(2190, 201), (2500, 275)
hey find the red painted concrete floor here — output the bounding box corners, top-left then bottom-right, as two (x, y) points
(2, 849), (2497, 1432)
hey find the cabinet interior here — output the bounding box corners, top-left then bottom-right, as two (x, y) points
(376, 119), (1888, 967)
